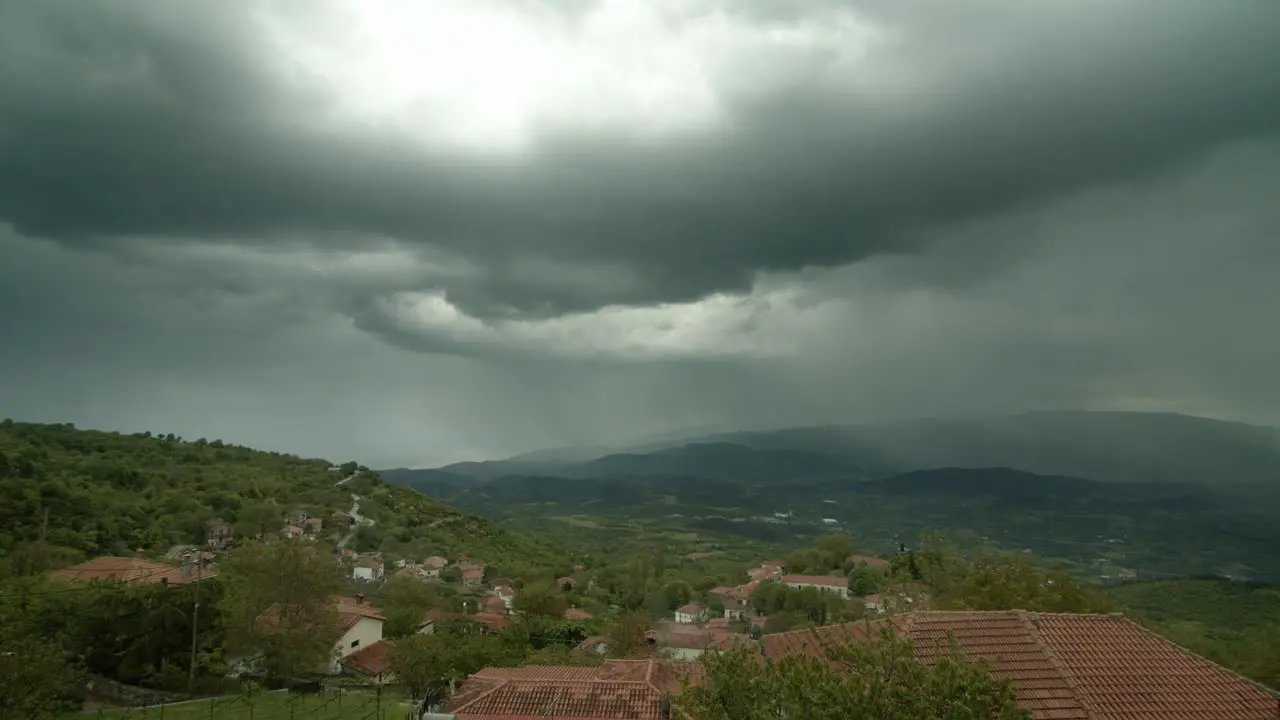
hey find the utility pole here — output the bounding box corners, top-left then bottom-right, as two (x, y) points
(189, 553), (202, 693)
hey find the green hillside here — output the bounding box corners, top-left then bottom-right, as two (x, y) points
(1109, 578), (1280, 688)
(0, 420), (564, 574)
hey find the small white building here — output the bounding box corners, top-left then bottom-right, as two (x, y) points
(781, 574), (850, 599)
(863, 594), (885, 615)
(329, 596), (385, 674)
(353, 556), (384, 582)
(674, 603), (708, 625)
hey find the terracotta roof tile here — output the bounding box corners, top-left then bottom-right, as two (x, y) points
(341, 639), (394, 676)
(761, 611), (1280, 720)
(780, 574), (848, 588)
(450, 660), (703, 719)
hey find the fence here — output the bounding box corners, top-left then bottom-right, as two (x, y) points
(88, 680), (412, 720)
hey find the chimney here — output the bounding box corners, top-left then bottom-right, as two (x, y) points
(356, 593), (365, 605)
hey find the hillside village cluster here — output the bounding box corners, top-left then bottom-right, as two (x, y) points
(41, 495), (1280, 719)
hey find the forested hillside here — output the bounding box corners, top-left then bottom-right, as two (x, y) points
(0, 420), (564, 575)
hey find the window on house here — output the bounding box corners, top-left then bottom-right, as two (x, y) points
(350, 639), (360, 648)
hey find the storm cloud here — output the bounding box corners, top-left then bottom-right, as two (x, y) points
(1, 0), (1278, 465)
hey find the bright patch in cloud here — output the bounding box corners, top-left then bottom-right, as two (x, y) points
(373, 285), (844, 359)
(258, 0), (880, 151)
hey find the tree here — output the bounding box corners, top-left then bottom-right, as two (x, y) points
(848, 564), (883, 596)
(383, 576), (440, 639)
(949, 553), (1111, 613)
(814, 534), (854, 570)
(675, 624), (1030, 719)
(604, 611), (651, 659)
(513, 581), (569, 619)
(218, 540), (345, 679)
(0, 628), (83, 718)
(387, 632), (513, 708)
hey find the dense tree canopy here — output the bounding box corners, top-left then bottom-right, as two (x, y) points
(675, 624), (1029, 719)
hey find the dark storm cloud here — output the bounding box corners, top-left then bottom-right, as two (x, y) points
(2, 0), (1278, 320)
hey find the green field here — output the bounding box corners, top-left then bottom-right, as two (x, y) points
(72, 690), (413, 720)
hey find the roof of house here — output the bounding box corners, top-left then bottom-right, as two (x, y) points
(282, 525), (303, 534)
(335, 596), (386, 623)
(780, 574), (847, 588)
(446, 660), (703, 719)
(422, 556), (449, 568)
(647, 621), (750, 651)
(341, 639), (394, 676)
(846, 554), (890, 570)
(760, 611), (1280, 720)
(862, 594), (884, 604)
(462, 567), (485, 579)
(564, 608), (594, 621)
(356, 557), (383, 569)
(482, 596), (507, 613)
(50, 556), (216, 586)
(557, 576), (576, 584)
(760, 560), (785, 567)
(676, 603), (705, 615)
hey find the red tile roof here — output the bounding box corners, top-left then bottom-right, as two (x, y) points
(447, 660), (703, 719)
(676, 603), (705, 615)
(780, 574), (848, 588)
(564, 608), (594, 621)
(761, 611), (1280, 720)
(50, 556), (216, 585)
(342, 639), (393, 676)
(846, 554), (889, 570)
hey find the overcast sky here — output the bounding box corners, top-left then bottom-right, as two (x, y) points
(2, 0), (1278, 468)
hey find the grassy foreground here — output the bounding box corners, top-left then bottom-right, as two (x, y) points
(69, 689), (414, 719)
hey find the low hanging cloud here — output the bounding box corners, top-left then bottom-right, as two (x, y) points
(1, 0), (1279, 463)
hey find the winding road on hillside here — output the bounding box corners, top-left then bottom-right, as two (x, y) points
(334, 472), (374, 550)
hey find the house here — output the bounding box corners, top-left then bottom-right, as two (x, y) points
(353, 556), (384, 582)
(330, 510), (354, 527)
(845, 554), (890, 571)
(444, 659), (704, 719)
(575, 635), (614, 657)
(646, 620), (751, 661)
(862, 594), (885, 615)
(303, 517), (323, 535)
(419, 610), (510, 636)
(564, 607), (594, 621)
(556, 576), (576, 590)
(421, 555), (448, 572)
(722, 595), (750, 621)
(459, 564), (485, 586)
(328, 595), (385, 674)
(761, 610), (1280, 720)
(674, 603), (707, 624)
(286, 509), (309, 526)
(1118, 569), (1138, 581)
(781, 574), (849, 598)
(205, 519), (233, 548)
(50, 554), (217, 586)
(341, 639), (395, 685)
(481, 596), (507, 615)
(494, 585), (516, 610)
(490, 576), (514, 587)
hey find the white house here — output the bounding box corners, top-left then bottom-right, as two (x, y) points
(781, 574), (850, 599)
(674, 603), (708, 625)
(353, 556), (384, 582)
(495, 585), (516, 610)
(329, 595), (385, 674)
(863, 594), (885, 615)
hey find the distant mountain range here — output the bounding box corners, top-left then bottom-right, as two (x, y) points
(380, 411), (1280, 579)
(383, 410), (1280, 489)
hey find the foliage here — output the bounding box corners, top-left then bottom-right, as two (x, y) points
(511, 581), (568, 619)
(675, 624), (1029, 719)
(0, 421), (566, 577)
(750, 581), (860, 625)
(944, 553), (1113, 613)
(0, 625), (83, 719)
(0, 573), (224, 689)
(1109, 578), (1280, 689)
(603, 611), (651, 659)
(218, 540), (345, 679)
(381, 577), (441, 639)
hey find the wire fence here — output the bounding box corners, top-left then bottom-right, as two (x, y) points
(82, 681), (413, 720)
